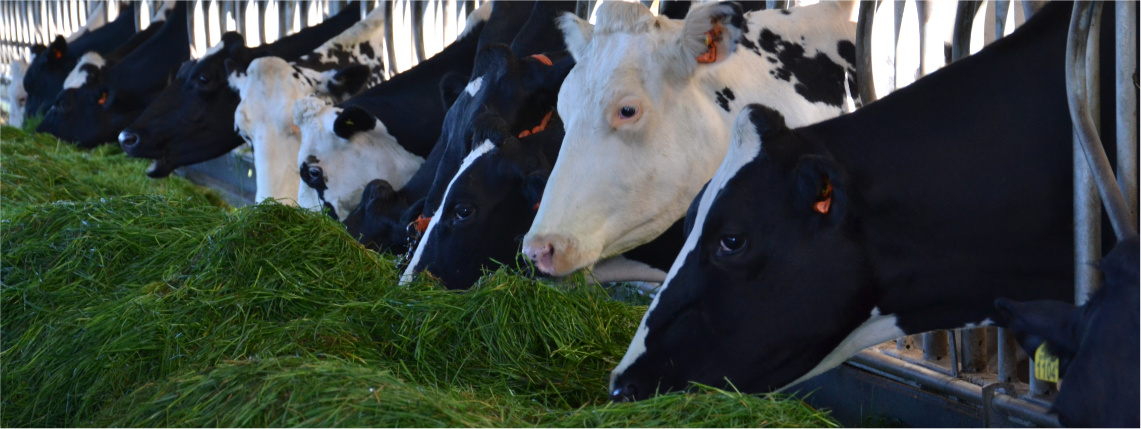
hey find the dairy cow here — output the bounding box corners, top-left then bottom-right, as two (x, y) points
(232, 6), (389, 204)
(522, 1), (859, 277)
(608, 2), (1121, 400)
(6, 59), (28, 127)
(996, 238), (1139, 428)
(37, 3), (189, 148)
(293, 0), (562, 220)
(118, 3), (363, 178)
(24, 2), (137, 117)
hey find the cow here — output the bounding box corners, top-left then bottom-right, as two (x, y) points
(398, 109), (687, 289)
(36, 3), (188, 148)
(607, 2), (1121, 401)
(117, 2), (364, 178)
(292, 0), (549, 220)
(6, 59), (28, 127)
(521, 1), (859, 278)
(330, 3), (576, 256)
(23, 2), (137, 117)
(232, 6), (390, 204)
(995, 238), (1139, 428)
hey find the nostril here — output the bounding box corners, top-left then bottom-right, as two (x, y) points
(119, 131), (139, 149)
(610, 381), (639, 402)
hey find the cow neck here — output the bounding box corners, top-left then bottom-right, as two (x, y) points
(105, 2), (190, 100)
(340, 22), (485, 159)
(264, 1), (363, 61)
(798, 1), (1077, 334)
(68, 3), (137, 56)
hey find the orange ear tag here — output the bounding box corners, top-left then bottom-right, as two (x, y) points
(97, 92), (108, 106)
(530, 53), (553, 66)
(695, 25), (723, 64)
(414, 215), (432, 233)
(53, 49), (63, 59)
(532, 197), (541, 212)
(518, 110), (554, 138)
(814, 180), (833, 214)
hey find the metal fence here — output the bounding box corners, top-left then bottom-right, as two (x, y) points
(0, 1), (1136, 427)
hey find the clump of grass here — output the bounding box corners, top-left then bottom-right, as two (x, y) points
(0, 125), (226, 214)
(0, 129), (839, 427)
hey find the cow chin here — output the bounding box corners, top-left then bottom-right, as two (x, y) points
(521, 233), (600, 277)
(146, 158), (176, 178)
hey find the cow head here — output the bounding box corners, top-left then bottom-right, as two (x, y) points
(294, 96), (425, 219)
(609, 105), (877, 401)
(995, 238), (1139, 428)
(522, 1), (747, 277)
(7, 58), (29, 127)
(342, 178), (416, 253)
(234, 56), (369, 203)
(402, 112), (561, 289)
(24, 36), (75, 116)
(36, 52), (150, 148)
(119, 32), (263, 178)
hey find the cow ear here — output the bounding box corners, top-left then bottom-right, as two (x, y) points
(438, 72), (470, 109)
(333, 106), (378, 140)
(557, 12), (593, 62)
(325, 65), (370, 99)
(666, 2), (742, 79)
(49, 35), (68, 60)
(995, 298), (1081, 362)
(531, 53), (575, 91)
(793, 154), (846, 223)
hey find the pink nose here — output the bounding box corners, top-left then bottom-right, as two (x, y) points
(523, 241), (556, 275)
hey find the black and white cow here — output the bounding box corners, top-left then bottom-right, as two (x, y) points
(37, 2), (189, 148)
(996, 238), (1139, 428)
(294, 0), (566, 220)
(23, 2), (138, 117)
(232, 5), (390, 203)
(118, 2), (363, 178)
(522, 1), (859, 278)
(608, 2), (1120, 401)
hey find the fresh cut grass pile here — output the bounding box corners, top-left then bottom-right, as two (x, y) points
(0, 126), (839, 427)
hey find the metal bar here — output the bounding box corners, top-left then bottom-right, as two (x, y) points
(856, 2), (877, 118)
(994, 0), (1009, 40)
(951, 1), (981, 62)
(922, 331), (947, 362)
(996, 327), (1018, 382)
(411, 0), (426, 63)
(851, 351), (1060, 427)
(1117, 1), (1139, 226)
(961, 327), (987, 373)
(1068, 1), (1135, 243)
(384, 0), (397, 76)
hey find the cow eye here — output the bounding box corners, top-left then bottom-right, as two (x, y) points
(197, 74), (210, 85)
(717, 235), (746, 255)
(454, 205), (475, 221)
(618, 106), (637, 119)
(307, 166), (323, 180)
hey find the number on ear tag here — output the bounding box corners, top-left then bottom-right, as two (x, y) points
(1034, 343), (1060, 383)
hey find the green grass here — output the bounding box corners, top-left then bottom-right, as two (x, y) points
(0, 127), (839, 427)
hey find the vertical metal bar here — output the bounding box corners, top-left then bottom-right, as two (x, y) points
(412, 0), (426, 63)
(279, 0), (290, 39)
(960, 327), (987, 372)
(994, 0), (1009, 40)
(384, 0), (397, 76)
(996, 327), (1017, 382)
(1118, 1), (1139, 225)
(235, 0), (247, 36)
(300, 0), (310, 29)
(951, 1), (981, 62)
(1073, 1), (1104, 308)
(922, 331), (947, 362)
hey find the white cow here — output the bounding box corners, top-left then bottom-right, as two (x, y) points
(522, 1), (859, 277)
(6, 58), (28, 127)
(232, 6), (388, 204)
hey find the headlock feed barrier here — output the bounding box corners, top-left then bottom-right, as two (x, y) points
(0, 1), (1136, 427)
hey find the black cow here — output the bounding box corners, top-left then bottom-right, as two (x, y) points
(37, 2), (190, 148)
(608, 2), (1123, 401)
(24, 2), (137, 117)
(996, 238), (1139, 428)
(118, 2), (362, 178)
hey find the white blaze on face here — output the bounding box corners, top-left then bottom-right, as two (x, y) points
(610, 106), (767, 389)
(8, 58), (28, 127)
(63, 52), (107, 90)
(524, 2), (857, 277)
(463, 76), (483, 97)
(401, 139), (497, 284)
(294, 96), (425, 217)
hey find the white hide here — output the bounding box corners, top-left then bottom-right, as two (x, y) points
(233, 6), (388, 204)
(293, 96), (424, 216)
(7, 58), (28, 127)
(62, 52), (107, 90)
(523, 1), (858, 276)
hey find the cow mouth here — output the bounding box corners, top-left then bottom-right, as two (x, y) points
(146, 158), (176, 178)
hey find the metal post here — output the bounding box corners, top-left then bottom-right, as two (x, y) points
(994, 0), (1009, 40)
(960, 327), (987, 373)
(996, 327), (1018, 382)
(951, 2), (981, 62)
(412, 0), (426, 63)
(384, 0), (397, 76)
(922, 331), (947, 362)
(1117, 1), (1139, 225)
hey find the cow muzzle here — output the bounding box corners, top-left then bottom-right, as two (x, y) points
(521, 233), (592, 277)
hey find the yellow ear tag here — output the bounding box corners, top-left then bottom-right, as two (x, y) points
(1034, 343), (1060, 383)
(345, 120), (354, 126)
